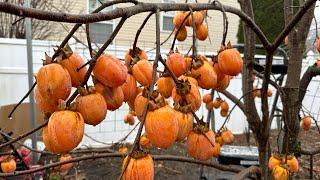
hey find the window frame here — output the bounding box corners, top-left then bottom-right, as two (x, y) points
(161, 0), (176, 32)
(87, 0), (116, 44)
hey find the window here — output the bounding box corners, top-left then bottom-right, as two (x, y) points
(161, 0), (175, 31)
(88, 0), (114, 44)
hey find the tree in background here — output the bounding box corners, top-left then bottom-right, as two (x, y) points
(237, 0), (285, 44)
(0, 0), (74, 39)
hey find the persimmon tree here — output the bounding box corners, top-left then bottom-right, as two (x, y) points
(0, 0), (319, 179)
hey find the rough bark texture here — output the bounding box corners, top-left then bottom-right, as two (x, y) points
(299, 65), (320, 104)
(238, 0), (271, 179)
(282, 0), (315, 154)
(232, 166), (261, 180)
(238, 0), (260, 137)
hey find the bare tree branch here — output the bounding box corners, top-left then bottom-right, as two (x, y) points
(0, 1), (270, 46)
(232, 166), (261, 180)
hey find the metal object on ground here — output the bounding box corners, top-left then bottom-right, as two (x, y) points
(218, 145), (259, 167)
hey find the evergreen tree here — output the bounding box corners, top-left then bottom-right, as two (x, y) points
(237, 0), (285, 44)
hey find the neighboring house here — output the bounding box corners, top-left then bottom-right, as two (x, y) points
(42, 0), (240, 54)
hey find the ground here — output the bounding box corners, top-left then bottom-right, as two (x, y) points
(59, 127), (320, 180)
(5, 127), (320, 180)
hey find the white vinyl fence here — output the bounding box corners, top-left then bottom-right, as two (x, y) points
(1, 38), (320, 148)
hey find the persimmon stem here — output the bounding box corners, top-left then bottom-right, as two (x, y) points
(190, 110), (215, 148)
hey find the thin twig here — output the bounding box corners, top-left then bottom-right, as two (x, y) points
(11, 17), (24, 25)
(0, 129), (53, 155)
(8, 82), (36, 118)
(85, 24), (93, 58)
(159, 56), (179, 83)
(65, 17), (127, 106)
(214, 0), (229, 46)
(170, 12), (191, 51)
(132, 12), (154, 54)
(0, 153), (244, 177)
(218, 88), (258, 132)
(313, 14), (318, 45)
(0, 120), (48, 149)
(206, 89), (214, 125)
(146, 29), (175, 53)
(119, 10), (160, 180)
(116, 122), (140, 143)
(77, 60), (92, 72)
(189, 7), (197, 59)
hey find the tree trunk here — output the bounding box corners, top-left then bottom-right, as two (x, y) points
(238, 0), (270, 178)
(282, 0), (315, 154)
(257, 140), (271, 180)
(238, 0), (261, 137)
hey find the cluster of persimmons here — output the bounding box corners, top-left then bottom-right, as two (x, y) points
(21, 17), (244, 177)
(173, 10), (208, 41)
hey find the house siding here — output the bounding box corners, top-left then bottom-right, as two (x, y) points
(41, 0), (240, 53)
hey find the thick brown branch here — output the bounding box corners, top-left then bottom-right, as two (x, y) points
(232, 166), (261, 180)
(154, 155), (243, 173)
(300, 147), (320, 155)
(254, 70), (284, 95)
(0, 2), (270, 46)
(238, 0), (261, 138)
(0, 153), (244, 177)
(298, 65), (320, 104)
(261, 54), (273, 138)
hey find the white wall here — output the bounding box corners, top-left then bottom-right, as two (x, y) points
(1, 38), (320, 147)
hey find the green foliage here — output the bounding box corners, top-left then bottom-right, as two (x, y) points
(237, 0), (285, 44)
